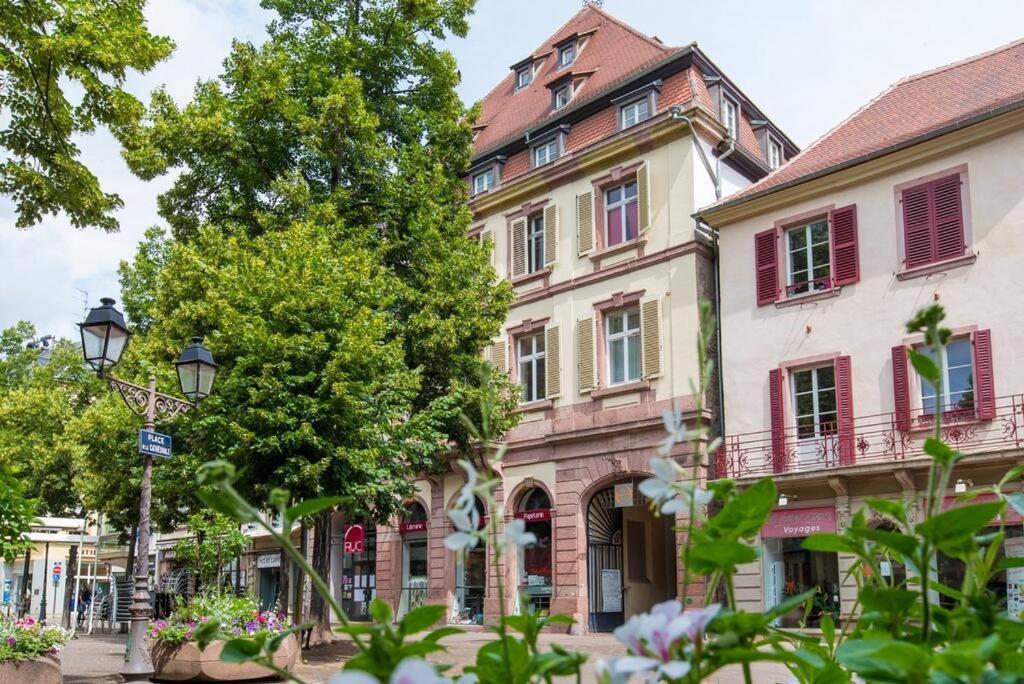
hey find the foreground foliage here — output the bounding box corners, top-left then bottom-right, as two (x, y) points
(0, 617), (69, 662)
(148, 592), (287, 649)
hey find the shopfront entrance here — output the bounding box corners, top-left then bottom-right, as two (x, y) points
(397, 502), (429, 620)
(515, 488), (553, 616)
(451, 497), (487, 625)
(761, 505), (840, 627)
(341, 522), (376, 621)
(255, 552), (282, 612)
(587, 482), (675, 632)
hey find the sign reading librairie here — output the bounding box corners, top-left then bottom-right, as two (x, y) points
(139, 429), (172, 458)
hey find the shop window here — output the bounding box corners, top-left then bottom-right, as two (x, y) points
(341, 521), (377, 621)
(516, 488), (552, 616)
(452, 497), (487, 625)
(397, 502), (428, 620)
(763, 536), (840, 628)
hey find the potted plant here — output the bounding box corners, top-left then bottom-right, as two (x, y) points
(0, 616), (70, 684)
(149, 591), (298, 681)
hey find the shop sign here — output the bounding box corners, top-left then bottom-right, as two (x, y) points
(399, 520), (427, 535)
(762, 506), (836, 538)
(344, 524), (365, 554)
(613, 483), (634, 508)
(942, 493), (1023, 525)
(256, 553), (281, 569)
(515, 509), (552, 523)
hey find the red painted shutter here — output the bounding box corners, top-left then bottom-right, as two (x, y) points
(973, 329), (996, 420)
(755, 229), (779, 305)
(830, 205), (859, 286)
(891, 345), (912, 432)
(931, 174), (965, 261)
(835, 355), (855, 466)
(902, 183), (933, 268)
(769, 368), (787, 473)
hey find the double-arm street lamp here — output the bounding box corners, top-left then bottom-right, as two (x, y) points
(78, 298), (217, 681)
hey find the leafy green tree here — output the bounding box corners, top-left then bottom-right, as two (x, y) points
(120, 0), (516, 636)
(172, 510), (250, 589)
(0, 462), (39, 565)
(0, 0), (173, 230)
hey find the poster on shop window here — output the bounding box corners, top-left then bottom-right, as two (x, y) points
(1005, 536), (1024, 619)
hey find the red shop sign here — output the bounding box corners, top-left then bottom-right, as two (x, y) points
(515, 509), (552, 523)
(762, 506), (837, 539)
(399, 521), (427, 535)
(344, 524), (365, 554)
(943, 493), (1022, 525)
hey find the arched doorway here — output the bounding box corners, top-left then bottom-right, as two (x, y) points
(587, 481), (676, 632)
(516, 487), (553, 615)
(397, 501), (428, 620)
(451, 497), (487, 625)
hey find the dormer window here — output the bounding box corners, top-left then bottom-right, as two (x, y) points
(554, 85), (571, 110)
(472, 168), (496, 196)
(516, 66), (532, 90)
(558, 43), (576, 69)
(768, 139), (783, 170)
(620, 98), (650, 129)
(533, 140), (559, 167)
(722, 97), (739, 139)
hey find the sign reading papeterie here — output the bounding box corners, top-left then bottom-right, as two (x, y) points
(139, 429), (172, 458)
(514, 509), (552, 523)
(762, 506), (837, 539)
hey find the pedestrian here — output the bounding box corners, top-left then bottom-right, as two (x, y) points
(77, 585), (92, 628)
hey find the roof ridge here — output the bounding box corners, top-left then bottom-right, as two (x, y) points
(894, 35), (1024, 86)
(585, 3), (678, 52)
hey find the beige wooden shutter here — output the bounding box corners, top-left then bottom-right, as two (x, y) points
(640, 297), (662, 379)
(545, 324), (561, 399)
(480, 228), (494, 266)
(482, 344), (493, 363)
(577, 316), (597, 393)
(576, 192), (594, 256)
(543, 203), (558, 267)
(637, 161), (651, 234)
(511, 217), (527, 277)
(491, 339), (508, 374)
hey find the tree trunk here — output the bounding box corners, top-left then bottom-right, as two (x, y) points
(307, 510), (335, 644)
(293, 520), (307, 628)
(62, 544), (79, 628)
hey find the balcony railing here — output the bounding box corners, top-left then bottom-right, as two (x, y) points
(715, 394), (1024, 479)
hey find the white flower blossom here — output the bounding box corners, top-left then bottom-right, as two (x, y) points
(611, 600), (721, 681)
(640, 457), (713, 517)
(504, 518), (537, 548)
(330, 658), (457, 684)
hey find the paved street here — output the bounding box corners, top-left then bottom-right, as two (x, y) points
(60, 630), (793, 683)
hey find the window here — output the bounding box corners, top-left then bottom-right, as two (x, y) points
(791, 365), (837, 440)
(534, 140), (558, 167)
(605, 181), (638, 246)
(606, 308), (641, 385)
(785, 219), (831, 295)
(517, 332), (546, 403)
(768, 140), (782, 170)
(722, 97), (738, 139)
(516, 66), (532, 90)
(620, 98), (650, 129)
(472, 168), (495, 195)
(558, 43), (575, 68)
(526, 214), (544, 274)
(918, 338), (974, 416)
(901, 173), (966, 269)
(554, 85), (570, 110)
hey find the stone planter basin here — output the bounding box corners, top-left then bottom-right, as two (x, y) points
(0, 654), (62, 684)
(152, 633), (299, 681)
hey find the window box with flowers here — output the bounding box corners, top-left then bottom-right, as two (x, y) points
(148, 591), (298, 681)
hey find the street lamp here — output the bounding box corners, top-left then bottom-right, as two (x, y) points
(78, 298), (217, 681)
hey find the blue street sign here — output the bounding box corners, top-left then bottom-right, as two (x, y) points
(2, 578), (11, 604)
(139, 429), (173, 458)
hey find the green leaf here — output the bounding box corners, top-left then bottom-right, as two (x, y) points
(765, 588), (816, 621)
(191, 618), (222, 650)
(996, 556), (1024, 571)
(686, 538), (758, 573)
(802, 533), (857, 554)
(196, 489), (258, 524)
(369, 598), (393, 625)
(284, 496), (347, 528)
(923, 438), (958, 466)
(857, 527), (919, 558)
(908, 349), (940, 385)
(220, 638), (262, 663)
(916, 502), (1003, 544)
(399, 604), (445, 634)
(858, 587), (918, 615)
(422, 626), (462, 643)
(837, 639), (931, 680)
(708, 477), (777, 540)
(864, 498), (907, 525)
(820, 614), (836, 649)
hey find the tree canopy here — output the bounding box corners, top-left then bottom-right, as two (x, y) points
(0, 0), (173, 230)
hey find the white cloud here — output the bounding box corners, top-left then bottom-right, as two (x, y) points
(4, 0), (1023, 340)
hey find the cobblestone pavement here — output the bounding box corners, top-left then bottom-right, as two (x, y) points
(61, 630), (793, 683)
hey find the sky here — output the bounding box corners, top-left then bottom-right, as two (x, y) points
(2, 0), (1023, 340)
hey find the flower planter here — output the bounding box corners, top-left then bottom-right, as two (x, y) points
(151, 633), (299, 682)
(0, 655), (62, 684)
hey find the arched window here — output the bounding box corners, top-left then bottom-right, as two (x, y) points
(404, 501), (428, 523)
(396, 501), (429, 621)
(516, 487), (553, 615)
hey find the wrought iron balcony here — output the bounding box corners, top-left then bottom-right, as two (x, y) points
(714, 394), (1024, 479)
